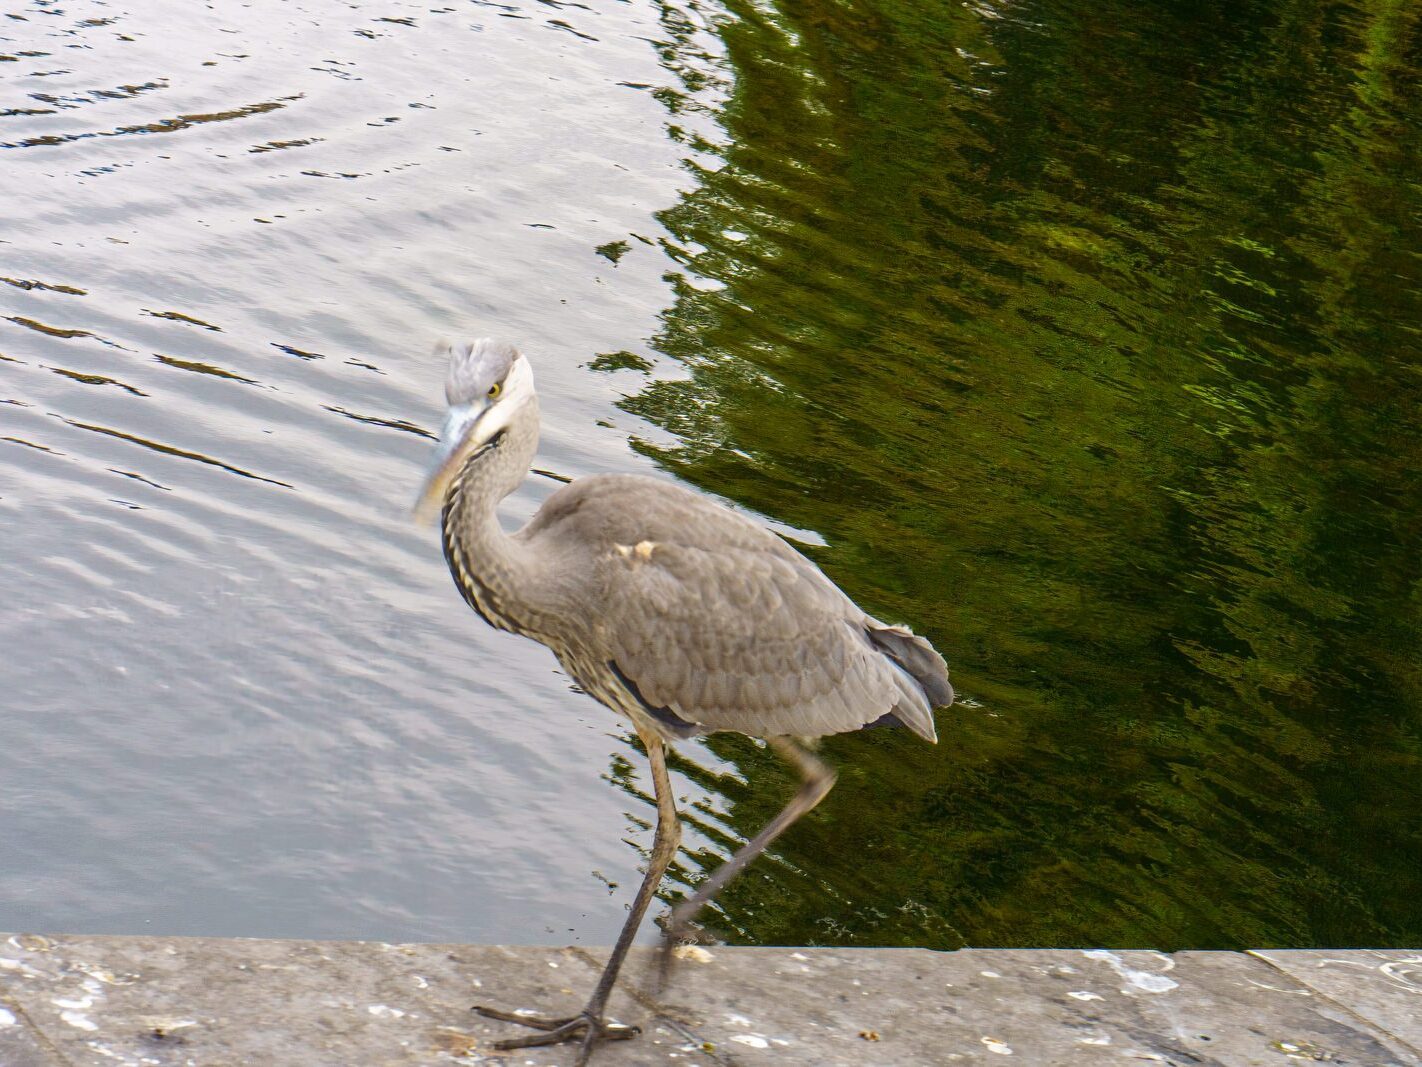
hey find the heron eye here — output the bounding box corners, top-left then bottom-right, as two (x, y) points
(488, 382), (502, 398)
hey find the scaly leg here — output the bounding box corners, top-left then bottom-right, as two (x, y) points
(656, 737), (835, 990)
(474, 726), (681, 1065)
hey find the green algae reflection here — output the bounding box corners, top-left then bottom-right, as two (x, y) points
(608, 0), (1422, 950)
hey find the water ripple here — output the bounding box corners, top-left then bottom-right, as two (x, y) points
(1, 0), (715, 947)
(606, 0), (1422, 952)
(64, 420), (293, 488)
(1, 97), (298, 149)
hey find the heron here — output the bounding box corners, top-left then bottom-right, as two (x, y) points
(415, 338), (953, 1064)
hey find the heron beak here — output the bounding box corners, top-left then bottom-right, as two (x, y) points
(413, 400), (488, 525)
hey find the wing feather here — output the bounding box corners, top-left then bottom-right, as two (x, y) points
(522, 474), (950, 741)
(600, 540), (932, 739)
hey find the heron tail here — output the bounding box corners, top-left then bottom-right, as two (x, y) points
(867, 622), (954, 744)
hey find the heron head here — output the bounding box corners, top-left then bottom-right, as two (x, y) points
(413, 338), (535, 523)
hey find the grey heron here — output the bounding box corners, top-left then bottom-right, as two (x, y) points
(415, 339), (953, 1064)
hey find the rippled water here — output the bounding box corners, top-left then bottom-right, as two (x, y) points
(4, 0), (1421, 952)
(0, 0), (716, 943)
(635, 0), (1422, 950)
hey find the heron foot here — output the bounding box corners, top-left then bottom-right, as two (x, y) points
(653, 904), (718, 994)
(471, 1005), (639, 1062)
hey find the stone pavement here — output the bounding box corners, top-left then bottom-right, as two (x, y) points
(1, 934), (1418, 1065)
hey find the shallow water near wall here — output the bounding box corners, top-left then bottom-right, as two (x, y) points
(3, 0), (1420, 950)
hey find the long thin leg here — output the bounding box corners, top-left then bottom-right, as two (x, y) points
(656, 737), (835, 990)
(474, 726), (681, 1065)
(583, 728), (682, 1018)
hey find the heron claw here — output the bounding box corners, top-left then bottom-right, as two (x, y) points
(471, 1005), (639, 1057)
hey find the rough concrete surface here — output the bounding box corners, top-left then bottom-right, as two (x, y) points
(1250, 950), (1422, 1057)
(0, 935), (1418, 1066)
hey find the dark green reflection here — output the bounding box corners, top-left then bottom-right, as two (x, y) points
(612, 0), (1422, 949)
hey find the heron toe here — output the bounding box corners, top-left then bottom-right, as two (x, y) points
(472, 1004), (640, 1055)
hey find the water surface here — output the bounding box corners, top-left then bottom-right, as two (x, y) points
(2, 0), (1420, 951)
(1, 0), (709, 944)
(633, 0), (1422, 950)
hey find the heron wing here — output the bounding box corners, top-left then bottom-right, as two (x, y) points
(524, 476), (947, 741)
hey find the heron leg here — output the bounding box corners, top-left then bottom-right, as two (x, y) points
(473, 727), (682, 1065)
(656, 736), (835, 991)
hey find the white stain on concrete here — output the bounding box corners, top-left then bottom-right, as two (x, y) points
(73, 963), (124, 986)
(367, 1004), (406, 1019)
(1068, 990), (1104, 1001)
(982, 1035), (1013, 1054)
(1244, 976), (1314, 996)
(54, 976), (106, 1032)
(1263, 951), (1422, 998)
(731, 1034), (770, 1048)
(0, 957), (44, 979)
(0, 1006), (17, 1027)
(1081, 950), (1179, 994)
(1373, 955), (1422, 993)
(672, 944), (714, 964)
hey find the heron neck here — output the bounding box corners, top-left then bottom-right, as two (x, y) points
(442, 399), (543, 635)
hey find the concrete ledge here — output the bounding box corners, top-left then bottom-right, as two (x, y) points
(1, 934), (1419, 1065)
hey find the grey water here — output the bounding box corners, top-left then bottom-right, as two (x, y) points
(1, 0), (724, 945)
(4, 0), (1421, 954)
